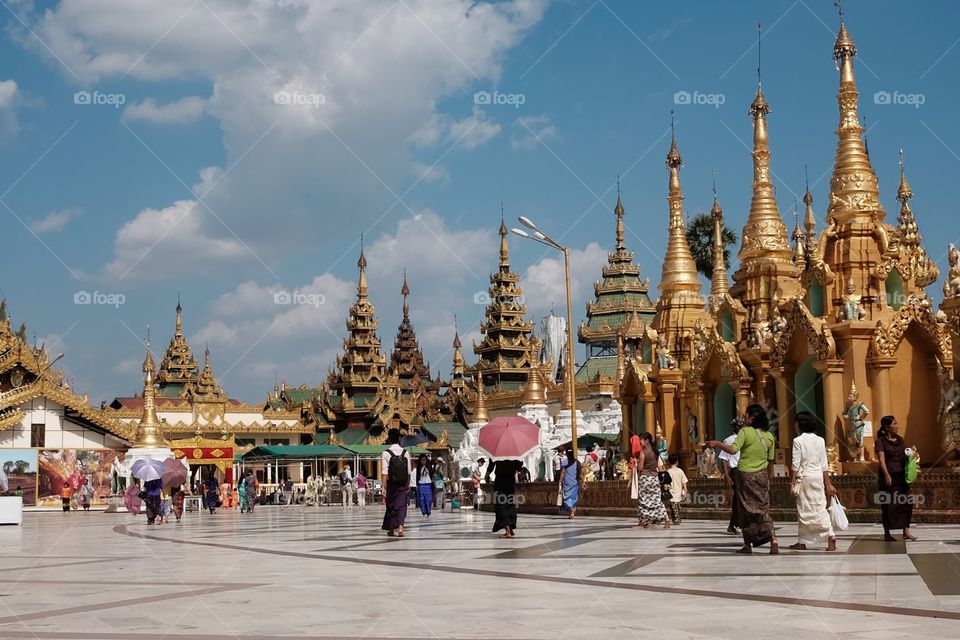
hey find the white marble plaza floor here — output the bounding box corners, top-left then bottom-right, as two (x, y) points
(1, 505), (959, 639)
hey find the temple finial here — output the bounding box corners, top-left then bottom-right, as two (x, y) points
(757, 22), (762, 87)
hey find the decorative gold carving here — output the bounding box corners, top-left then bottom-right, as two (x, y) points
(770, 298), (837, 368)
(869, 293), (951, 362)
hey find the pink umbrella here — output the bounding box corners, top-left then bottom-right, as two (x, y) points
(477, 416), (540, 461)
(162, 458), (188, 489)
(123, 484), (142, 515)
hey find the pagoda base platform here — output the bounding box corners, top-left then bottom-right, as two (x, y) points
(487, 472), (960, 523)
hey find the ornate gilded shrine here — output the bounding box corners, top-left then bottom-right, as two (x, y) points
(618, 17), (956, 475)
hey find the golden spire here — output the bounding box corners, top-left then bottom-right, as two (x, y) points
(133, 331), (169, 448)
(175, 295), (183, 337)
(828, 16), (883, 224)
(792, 206), (806, 270)
(498, 214), (510, 269)
(521, 363), (547, 405)
(472, 375), (489, 423)
(401, 269), (410, 319)
(709, 183), (729, 302)
(614, 175), (626, 252)
(897, 148), (912, 203)
(452, 326), (464, 368)
(803, 177), (817, 238)
(737, 72), (791, 263)
(357, 238), (368, 299)
(658, 115), (702, 297)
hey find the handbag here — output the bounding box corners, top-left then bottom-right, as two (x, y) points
(790, 460), (805, 497)
(905, 455), (918, 484)
(828, 495), (849, 531)
(555, 484), (563, 507)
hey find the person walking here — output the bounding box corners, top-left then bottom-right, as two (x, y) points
(634, 431), (670, 529)
(243, 471), (258, 513)
(789, 411), (837, 551)
(79, 483), (92, 512)
(381, 429), (411, 537)
(875, 415), (917, 542)
(707, 403), (779, 554)
(204, 474), (220, 514)
(433, 466), (445, 510)
(340, 466), (354, 507)
(719, 417), (743, 534)
(158, 486), (171, 524)
(144, 478), (163, 524)
(663, 455), (688, 525)
(559, 449), (581, 518)
(471, 459), (485, 510)
(355, 472), (367, 508)
(171, 486), (185, 523)
(61, 482), (73, 513)
(415, 454), (434, 517)
(487, 459), (520, 538)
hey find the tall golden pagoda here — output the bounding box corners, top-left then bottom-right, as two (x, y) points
(729, 81), (800, 325)
(156, 301), (200, 396)
(577, 191), (657, 386)
(471, 220), (535, 393)
(708, 189), (730, 306)
(386, 273), (440, 428)
(325, 246), (393, 430)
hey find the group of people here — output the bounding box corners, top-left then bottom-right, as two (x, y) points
(628, 432), (688, 530)
(705, 405), (916, 553)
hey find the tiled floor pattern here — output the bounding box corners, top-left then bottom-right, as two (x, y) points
(1, 506), (958, 639)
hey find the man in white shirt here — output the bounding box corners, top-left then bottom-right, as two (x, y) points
(718, 417), (743, 535)
(340, 465), (354, 507)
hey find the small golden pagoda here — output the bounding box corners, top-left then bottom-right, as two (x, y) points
(131, 339), (170, 448)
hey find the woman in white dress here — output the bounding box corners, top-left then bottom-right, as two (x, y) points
(790, 411), (837, 551)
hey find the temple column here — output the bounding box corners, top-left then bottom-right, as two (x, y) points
(814, 358), (846, 474)
(773, 366), (796, 468)
(695, 391), (707, 444)
(869, 356), (896, 420)
(620, 400), (634, 453)
(735, 382), (751, 416)
(644, 394), (656, 434)
(658, 370), (684, 463)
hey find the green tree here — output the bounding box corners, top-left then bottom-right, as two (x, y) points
(686, 212), (738, 278)
(13, 460), (29, 475)
(2, 461), (12, 475)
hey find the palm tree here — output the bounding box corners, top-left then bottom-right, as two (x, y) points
(686, 212), (737, 278)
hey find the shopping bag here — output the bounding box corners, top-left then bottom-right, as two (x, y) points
(828, 495), (849, 531)
(555, 484), (563, 507)
(905, 455), (918, 484)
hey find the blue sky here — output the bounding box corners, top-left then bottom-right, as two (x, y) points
(0, 0), (958, 405)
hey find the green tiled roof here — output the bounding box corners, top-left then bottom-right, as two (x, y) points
(240, 445), (352, 460)
(316, 429), (371, 445)
(420, 422), (468, 448)
(344, 444), (429, 456)
(575, 356), (618, 382)
(282, 388), (316, 405)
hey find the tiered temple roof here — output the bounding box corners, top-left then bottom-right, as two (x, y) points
(471, 221), (535, 393)
(577, 193), (657, 383)
(156, 301), (200, 397)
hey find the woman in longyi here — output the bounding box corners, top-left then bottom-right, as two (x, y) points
(789, 412), (837, 551)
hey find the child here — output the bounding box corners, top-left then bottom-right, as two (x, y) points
(79, 484), (91, 511)
(158, 486), (172, 524)
(61, 482), (73, 512)
(171, 486), (184, 522)
(664, 455), (688, 525)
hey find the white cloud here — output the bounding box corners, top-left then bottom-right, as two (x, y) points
(16, 0), (548, 281)
(0, 79), (19, 137)
(29, 208), (80, 233)
(123, 96), (206, 124)
(511, 114), (558, 151)
(103, 199), (249, 282)
(521, 242), (608, 315)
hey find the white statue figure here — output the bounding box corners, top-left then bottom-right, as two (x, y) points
(946, 243), (960, 298)
(841, 277), (867, 321)
(937, 366), (960, 458)
(698, 446), (719, 478)
(686, 407), (698, 448)
(770, 300), (786, 335)
(656, 335), (677, 370)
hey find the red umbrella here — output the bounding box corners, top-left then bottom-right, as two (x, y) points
(477, 416), (540, 461)
(162, 458), (188, 489)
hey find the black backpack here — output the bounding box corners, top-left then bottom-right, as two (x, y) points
(387, 449), (409, 486)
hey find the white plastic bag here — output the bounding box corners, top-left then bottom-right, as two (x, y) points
(829, 495), (849, 531)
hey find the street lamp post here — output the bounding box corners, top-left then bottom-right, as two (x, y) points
(511, 218), (579, 460)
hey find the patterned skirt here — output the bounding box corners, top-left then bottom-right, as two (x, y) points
(636, 474), (668, 525)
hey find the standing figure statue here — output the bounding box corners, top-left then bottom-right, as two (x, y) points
(764, 396), (780, 443)
(937, 365), (960, 466)
(844, 382), (869, 462)
(770, 299), (786, 335)
(656, 335), (677, 370)
(841, 276), (867, 321)
(946, 243), (960, 298)
(655, 421), (668, 464)
(686, 407), (698, 448)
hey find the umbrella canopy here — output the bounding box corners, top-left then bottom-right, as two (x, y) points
(477, 416), (540, 461)
(400, 433), (429, 448)
(162, 458), (188, 489)
(123, 484), (142, 515)
(130, 458), (165, 482)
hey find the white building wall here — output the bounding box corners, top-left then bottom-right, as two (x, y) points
(0, 398), (127, 450)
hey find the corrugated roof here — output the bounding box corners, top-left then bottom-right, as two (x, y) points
(240, 445), (352, 460)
